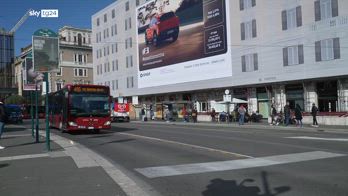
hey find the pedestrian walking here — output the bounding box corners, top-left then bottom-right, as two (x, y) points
(192, 109), (198, 123)
(211, 108), (216, 122)
(284, 102), (291, 126)
(0, 100), (6, 149)
(294, 104), (303, 127)
(238, 104), (246, 125)
(270, 105), (277, 125)
(311, 103), (319, 127)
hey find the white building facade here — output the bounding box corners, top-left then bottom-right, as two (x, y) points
(92, 0), (348, 125)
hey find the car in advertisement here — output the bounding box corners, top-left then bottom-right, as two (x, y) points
(111, 103), (130, 122)
(145, 11), (180, 46)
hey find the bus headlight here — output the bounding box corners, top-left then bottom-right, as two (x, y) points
(104, 121), (111, 126)
(68, 121), (77, 126)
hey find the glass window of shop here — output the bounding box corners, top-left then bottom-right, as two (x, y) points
(317, 81), (338, 112)
(285, 84), (304, 110)
(257, 87), (271, 118)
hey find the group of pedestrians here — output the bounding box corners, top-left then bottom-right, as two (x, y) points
(270, 102), (319, 127)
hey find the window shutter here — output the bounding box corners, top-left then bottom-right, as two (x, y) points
(282, 10), (287, 30)
(298, 45), (304, 64)
(242, 56), (246, 72)
(314, 1), (321, 21)
(333, 38), (340, 59)
(252, 0), (256, 7)
(240, 0), (244, 10)
(315, 41), (322, 62)
(252, 19), (257, 38)
(283, 48), (288, 66)
(253, 53), (258, 71)
(296, 6), (302, 27)
(241, 23), (245, 40)
(332, 0), (338, 17)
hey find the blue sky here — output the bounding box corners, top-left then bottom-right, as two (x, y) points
(0, 0), (115, 55)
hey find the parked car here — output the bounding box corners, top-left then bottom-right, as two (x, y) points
(4, 104), (23, 124)
(145, 11), (180, 46)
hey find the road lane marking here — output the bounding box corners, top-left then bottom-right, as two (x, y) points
(286, 136), (348, 142)
(43, 131), (152, 196)
(135, 151), (345, 178)
(0, 153), (49, 162)
(118, 132), (253, 159)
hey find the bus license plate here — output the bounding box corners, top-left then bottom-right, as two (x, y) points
(88, 127), (94, 130)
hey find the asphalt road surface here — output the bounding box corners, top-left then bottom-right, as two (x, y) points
(38, 121), (348, 196)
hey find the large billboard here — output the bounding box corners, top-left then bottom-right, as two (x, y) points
(137, 0), (231, 88)
(32, 35), (59, 72)
(23, 57), (44, 91)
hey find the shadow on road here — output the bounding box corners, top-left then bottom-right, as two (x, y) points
(202, 171), (290, 196)
(99, 139), (135, 146)
(0, 163), (10, 169)
(5, 141), (45, 148)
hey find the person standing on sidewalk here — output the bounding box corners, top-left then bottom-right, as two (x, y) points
(211, 108), (216, 122)
(311, 103), (319, 127)
(238, 104), (246, 125)
(284, 102), (291, 126)
(294, 104), (303, 127)
(0, 100), (6, 149)
(270, 105), (277, 125)
(192, 108), (198, 123)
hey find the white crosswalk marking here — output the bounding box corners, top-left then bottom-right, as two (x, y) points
(135, 151), (345, 178)
(287, 136), (348, 142)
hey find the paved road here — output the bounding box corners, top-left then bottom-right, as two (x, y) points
(38, 121), (348, 196)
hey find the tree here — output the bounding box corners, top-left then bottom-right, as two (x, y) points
(5, 95), (25, 105)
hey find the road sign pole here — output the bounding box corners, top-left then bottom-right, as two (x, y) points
(45, 73), (50, 151)
(35, 81), (39, 143)
(30, 90), (34, 137)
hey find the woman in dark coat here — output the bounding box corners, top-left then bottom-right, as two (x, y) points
(294, 104), (303, 127)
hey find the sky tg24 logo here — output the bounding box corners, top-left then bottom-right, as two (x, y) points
(29, 9), (59, 18)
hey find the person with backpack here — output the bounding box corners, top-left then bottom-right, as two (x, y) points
(294, 104), (303, 128)
(311, 103), (319, 127)
(284, 102), (291, 126)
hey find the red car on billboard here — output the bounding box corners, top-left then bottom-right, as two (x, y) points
(145, 11), (180, 46)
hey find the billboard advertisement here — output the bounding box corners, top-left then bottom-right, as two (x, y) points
(32, 36), (59, 72)
(23, 57), (44, 91)
(137, 0), (231, 88)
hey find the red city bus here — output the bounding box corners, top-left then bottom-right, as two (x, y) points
(48, 84), (111, 133)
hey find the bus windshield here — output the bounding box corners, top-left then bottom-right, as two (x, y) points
(69, 93), (109, 117)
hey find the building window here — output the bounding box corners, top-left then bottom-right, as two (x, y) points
(112, 80), (115, 90)
(240, 0), (256, 10)
(56, 67), (63, 76)
(283, 45), (304, 66)
(241, 19), (256, 40)
(241, 53), (258, 72)
(126, 55), (133, 68)
(74, 68), (87, 77)
(315, 0), (338, 21)
(125, 1), (129, 11)
(104, 14), (107, 23)
(112, 9), (115, 18)
(282, 6), (302, 30)
(97, 18), (100, 26)
(315, 38), (340, 61)
(136, 0), (140, 6)
(127, 76), (134, 88)
(125, 38), (132, 49)
(56, 82), (63, 91)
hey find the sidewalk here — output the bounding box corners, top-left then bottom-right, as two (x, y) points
(0, 125), (126, 196)
(131, 119), (348, 133)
